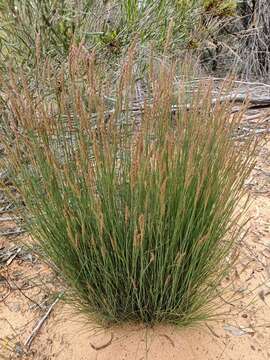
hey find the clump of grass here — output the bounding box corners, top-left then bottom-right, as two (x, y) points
(2, 48), (256, 326)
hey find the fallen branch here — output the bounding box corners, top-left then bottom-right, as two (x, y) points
(0, 216), (20, 222)
(24, 293), (63, 349)
(0, 229), (25, 237)
(6, 247), (21, 266)
(216, 94), (270, 108)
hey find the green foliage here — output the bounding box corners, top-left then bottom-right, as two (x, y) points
(203, 0), (237, 16)
(118, 0), (199, 45)
(0, 0), (95, 67)
(0, 0), (223, 71)
(2, 49), (255, 325)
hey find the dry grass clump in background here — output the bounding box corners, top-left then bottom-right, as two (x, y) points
(236, 0), (270, 78)
(202, 0), (270, 78)
(1, 47), (256, 326)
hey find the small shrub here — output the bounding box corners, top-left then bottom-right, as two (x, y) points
(203, 0), (237, 16)
(0, 0), (96, 67)
(2, 49), (256, 325)
(0, 0), (224, 71)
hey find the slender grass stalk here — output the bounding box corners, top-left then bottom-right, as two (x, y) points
(2, 48), (256, 325)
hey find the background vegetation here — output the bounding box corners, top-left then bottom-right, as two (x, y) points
(0, 1), (235, 70)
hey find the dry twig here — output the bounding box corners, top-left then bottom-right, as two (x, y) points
(24, 293), (63, 349)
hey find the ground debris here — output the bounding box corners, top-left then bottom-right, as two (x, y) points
(90, 333), (114, 351)
(0, 245), (36, 267)
(24, 293), (63, 349)
(224, 324), (255, 337)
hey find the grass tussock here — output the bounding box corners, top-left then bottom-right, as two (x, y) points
(2, 48), (256, 326)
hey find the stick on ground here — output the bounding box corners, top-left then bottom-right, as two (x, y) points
(24, 293), (63, 349)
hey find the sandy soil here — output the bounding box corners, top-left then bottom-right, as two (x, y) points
(0, 120), (269, 359)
